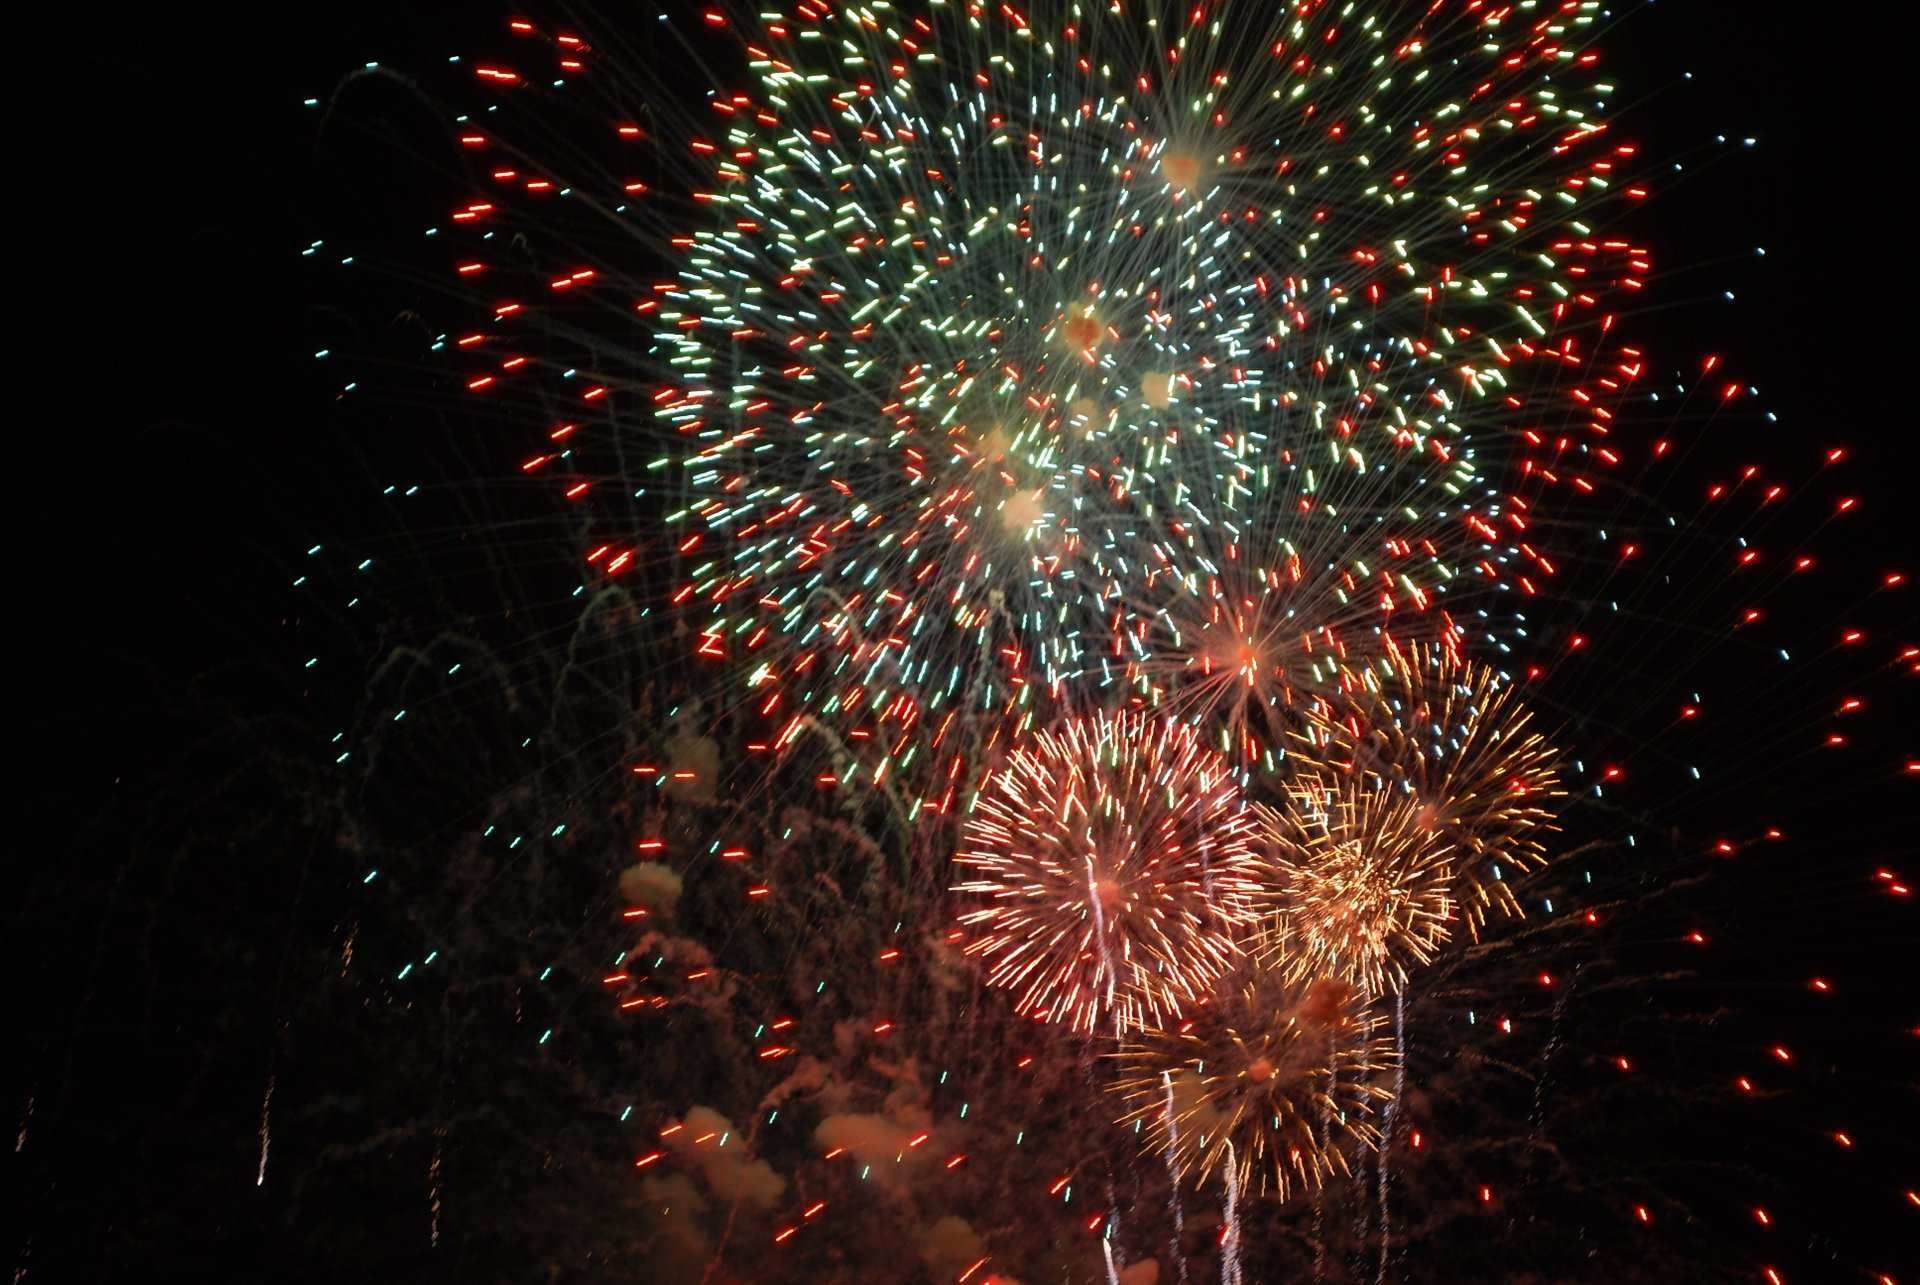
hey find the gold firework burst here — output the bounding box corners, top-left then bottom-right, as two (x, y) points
(1112, 969), (1392, 1199)
(1301, 646), (1565, 936)
(1254, 775), (1457, 994)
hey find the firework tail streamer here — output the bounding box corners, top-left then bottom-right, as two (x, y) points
(1377, 989), (1407, 1284)
(1222, 1138), (1243, 1285)
(1084, 849), (1122, 1024)
(254, 1074), (274, 1188)
(1313, 1068), (1334, 1285)
(1163, 1069), (1190, 1285)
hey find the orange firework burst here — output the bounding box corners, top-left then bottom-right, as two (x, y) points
(1254, 776), (1456, 994)
(952, 710), (1262, 1034)
(1301, 647), (1565, 936)
(1111, 970), (1391, 1199)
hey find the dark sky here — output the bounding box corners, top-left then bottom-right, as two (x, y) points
(14, 2), (1916, 1280)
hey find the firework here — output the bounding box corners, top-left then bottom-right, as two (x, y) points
(1301, 646), (1565, 936)
(1254, 774), (1456, 994)
(290, 1), (1914, 1276)
(616, 0), (1652, 794)
(952, 709), (1262, 1033)
(1112, 968), (1390, 1199)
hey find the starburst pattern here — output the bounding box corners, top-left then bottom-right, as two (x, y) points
(953, 709), (1262, 1033)
(1254, 775), (1457, 994)
(1301, 646), (1565, 934)
(1112, 969), (1390, 1199)
(629, 0), (1646, 796)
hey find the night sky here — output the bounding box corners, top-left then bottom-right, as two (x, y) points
(14, 3), (1916, 1281)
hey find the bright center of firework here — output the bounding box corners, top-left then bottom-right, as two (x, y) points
(1245, 1056), (1275, 1083)
(1158, 151), (1203, 194)
(1141, 370), (1175, 409)
(998, 489), (1047, 536)
(1067, 396), (1102, 431)
(1059, 309), (1104, 353)
(1195, 626), (1265, 681)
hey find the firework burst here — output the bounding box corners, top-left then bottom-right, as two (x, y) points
(1112, 968), (1390, 1199)
(1254, 775), (1457, 994)
(616, 0), (1653, 796)
(1301, 646), (1566, 936)
(952, 709), (1262, 1033)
